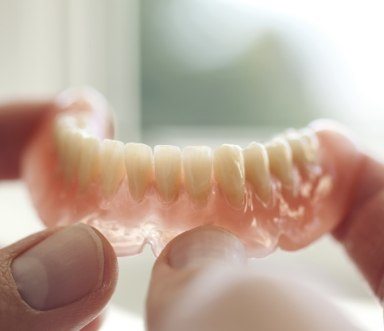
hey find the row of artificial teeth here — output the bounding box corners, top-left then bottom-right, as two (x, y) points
(54, 117), (318, 208)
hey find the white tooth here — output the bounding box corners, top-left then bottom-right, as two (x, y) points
(213, 144), (245, 208)
(61, 129), (84, 180)
(283, 130), (308, 166)
(54, 116), (83, 164)
(183, 146), (212, 204)
(298, 128), (319, 163)
(125, 143), (153, 202)
(78, 136), (100, 190)
(266, 138), (293, 187)
(99, 139), (125, 196)
(243, 142), (272, 203)
(154, 145), (182, 203)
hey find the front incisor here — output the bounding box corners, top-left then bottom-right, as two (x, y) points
(154, 145), (182, 203)
(125, 143), (153, 202)
(99, 139), (125, 196)
(266, 138), (293, 187)
(243, 142), (272, 203)
(214, 144), (245, 209)
(183, 146), (212, 204)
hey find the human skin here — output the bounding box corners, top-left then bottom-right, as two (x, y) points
(0, 100), (382, 330)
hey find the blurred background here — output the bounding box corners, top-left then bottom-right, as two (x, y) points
(0, 0), (383, 329)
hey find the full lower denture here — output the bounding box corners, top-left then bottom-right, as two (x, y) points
(21, 88), (363, 257)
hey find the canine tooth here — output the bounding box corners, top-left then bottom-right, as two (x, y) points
(243, 142), (271, 203)
(183, 146), (212, 204)
(154, 145), (182, 203)
(266, 138), (293, 187)
(99, 139), (125, 196)
(78, 136), (100, 190)
(125, 143), (153, 202)
(213, 144), (245, 209)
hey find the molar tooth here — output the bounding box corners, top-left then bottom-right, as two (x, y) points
(99, 139), (125, 196)
(243, 142), (271, 203)
(78, 136), (100, 190)
(213, 144), (245, 209)
(125, 143), (153, 202)
(284, 130), (309, 166)
(183, 146), (212, 205)
(154, 145), (182, 203)
(266, 138), (293, 187)
(298, 128), (319, 163)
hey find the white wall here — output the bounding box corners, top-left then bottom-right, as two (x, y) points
(0, 0), (140, 140)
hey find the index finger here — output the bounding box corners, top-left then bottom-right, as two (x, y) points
(0, 100), (52, 179)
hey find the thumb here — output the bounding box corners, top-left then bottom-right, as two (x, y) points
(0, 224), (117, 331)
(146, 226), (246, 331)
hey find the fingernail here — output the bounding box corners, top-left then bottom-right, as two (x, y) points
(11, 224), (104, 311)
(168, 226), (246, 269)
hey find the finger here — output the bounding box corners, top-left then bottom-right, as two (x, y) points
(146, 226), (360, 331)
(0, 224), (118, 331)
(0, 100), (52, 179)
(333, 154), (384, 302)
(310, 121), (384, 302)
(146, 226), (246, 331)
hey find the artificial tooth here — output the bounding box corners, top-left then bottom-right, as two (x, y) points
(125, 143), (153, 202)
(213, 144), (245, 209)
(183, 146), (212, 204)
(265, 138), (293, 187)
(99, 139), (125, 196)
(77, 136), (100, 190)
(243, 142), (272, 203)
(298, 128), (319, 163)
(154, 145), (182, 203)
(284, 130), (309, 166)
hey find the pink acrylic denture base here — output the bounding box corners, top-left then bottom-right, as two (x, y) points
(22, 91), (362, 257)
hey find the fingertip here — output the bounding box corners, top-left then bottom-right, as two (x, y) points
(168, 226), (246, 269)
(90, 225), (118, 297)
(0, 225), (118, 330)
(159, 226), (246, 270)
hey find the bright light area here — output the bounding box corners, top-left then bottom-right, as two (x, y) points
(150, 0), (384, 148)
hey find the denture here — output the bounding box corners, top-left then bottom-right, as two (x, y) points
(22, 88), (363, 256)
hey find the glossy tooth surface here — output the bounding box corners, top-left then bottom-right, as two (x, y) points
(125, 143), (153, 202)
(78, 136), (100, 190)
(183, 146), (212, 204)
(99, 139), (125, 196)
(154, 145), (182, 203)
(214, 144), (245, 209)
(266, 138), (293, 187)
(243, 142), (272, 203)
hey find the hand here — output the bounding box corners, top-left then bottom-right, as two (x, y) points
(146, 148), (384, 330)
(0, 101), (118, 330)
(0, 100), (382, 330)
